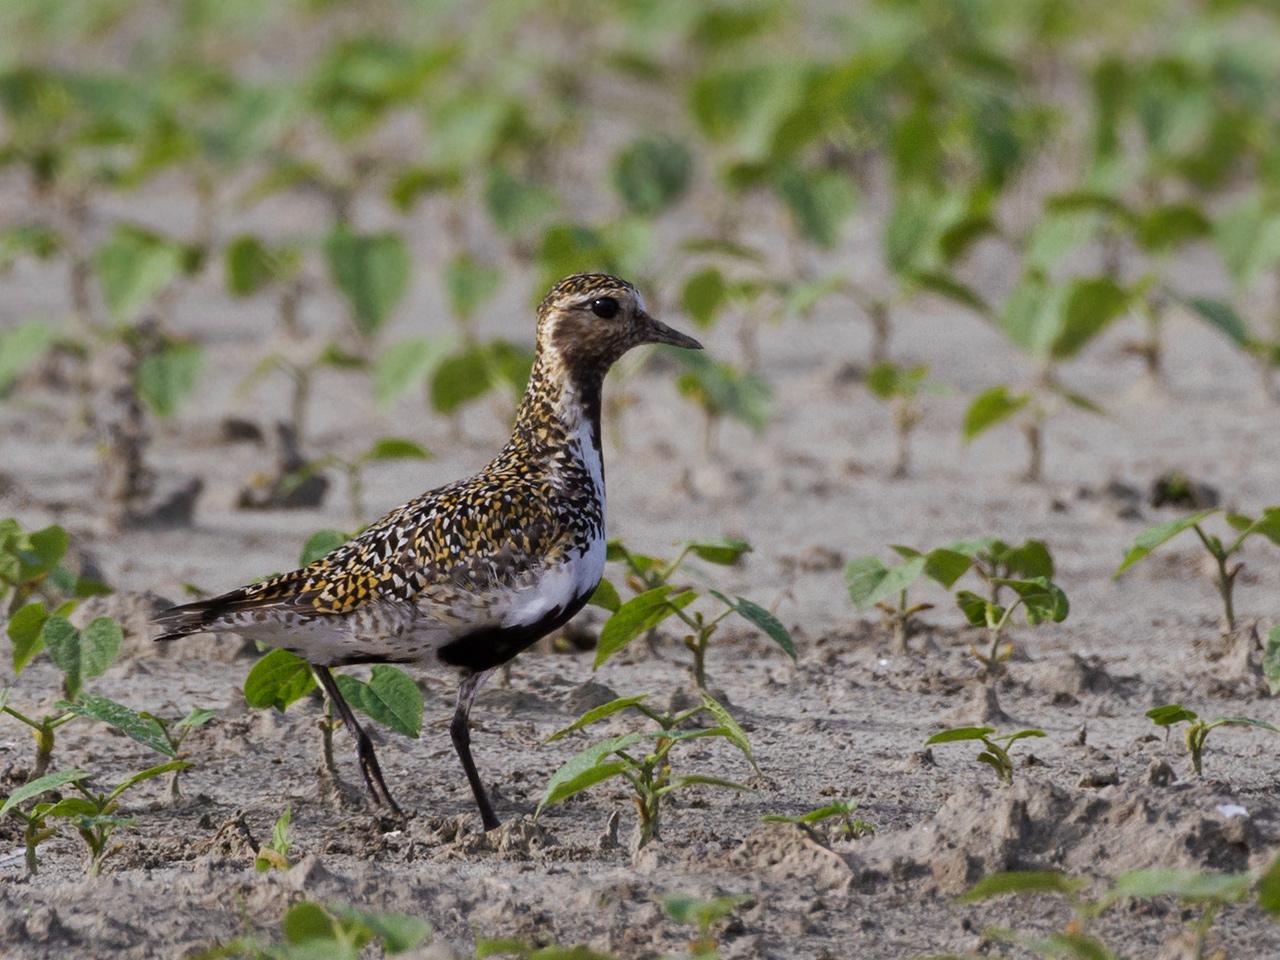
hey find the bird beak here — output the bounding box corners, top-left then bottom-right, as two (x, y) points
(638, 311), (703, 350)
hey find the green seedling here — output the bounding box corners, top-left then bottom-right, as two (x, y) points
(925, 726), (1046, 784)
(1115, 507), (1280, 633)
(224, 233), (306, 336)
(286, 437), (432, 526)
(675, 351), (772, 454)
(239, 341), (365, 450)
(243, 649), (423, 791)
(0, 767), (90, 874)
(254, 805), (293, 872)
(1145, 703), (1279, 777)
(59, 694), (214, 799)
(662, 893), (751, 959)
(865, 362), (945, 478)
(844, 544), (972, 653)
(763, 798), (875, 840)
(1, 519), (109, 618)
(197, 899), (429, 959)
(959, 860), (1280, 960)
(594, 538), (794, 690)
(538, 692), (755, 853)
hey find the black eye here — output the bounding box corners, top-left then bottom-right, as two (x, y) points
(590, 297), (620, 319)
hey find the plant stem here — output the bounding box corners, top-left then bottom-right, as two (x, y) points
(892, 590), (909, 654)
(23, 819), (39, 875)
(1021, 418), (1043, 483)
(1193, 526), (1237, 633)
(320, 705), (339, 787)
(869, 300), (890, 364)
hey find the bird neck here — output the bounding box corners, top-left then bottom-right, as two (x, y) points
(507, 349), (605, 474)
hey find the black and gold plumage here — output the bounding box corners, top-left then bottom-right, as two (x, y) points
(152, 273), (702, 829)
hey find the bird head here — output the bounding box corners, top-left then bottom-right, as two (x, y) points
(536, 273), (702, 374)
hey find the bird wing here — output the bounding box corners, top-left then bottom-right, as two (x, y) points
(152, 477), (572, 641)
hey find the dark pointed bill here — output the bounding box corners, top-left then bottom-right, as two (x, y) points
(639, 314), (703, 350)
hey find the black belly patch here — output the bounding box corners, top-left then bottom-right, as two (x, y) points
(437, 590), (592, 673)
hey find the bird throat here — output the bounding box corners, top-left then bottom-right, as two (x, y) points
(508, 351), (606, 496)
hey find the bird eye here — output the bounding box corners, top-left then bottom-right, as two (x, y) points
(590, 297), (620, 319)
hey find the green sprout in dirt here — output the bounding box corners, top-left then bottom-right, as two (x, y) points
(593, 538), (794, 691)
(537, 692), (755, 853)
(239, 341), (365, 451)
(1115, 507), (1280, 634)
(1146, 704), (1279, 778)
(242, 648), (423, 800)
(763, 798), (875, 840)
(955, 859), (1280, 960)
(662, 893), (751, 960)
(1, 520), (110, 618)
(947, 537), (1066, 677)
(0, 767), (89, 874)
(865, 362), (945, 478)
(844, 544), (972, 653)
(925, 726), (1047, 784)
(674, 351), (772, 455)
(286, 437), (432, 526)
(197, 899), (430, 960)
(254, 805), (293, 873)
(59, 694), (214, 799)
(3, 610), (122, 777)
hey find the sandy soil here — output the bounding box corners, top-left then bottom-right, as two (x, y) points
(2, 174), (1280, 959)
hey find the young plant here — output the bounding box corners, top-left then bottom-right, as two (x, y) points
(238, 341), (365, 451)
(925, 726), (1047, 784)
(674, 351), (772, 454)
(1146, 704), (1279, 777)
(865, 362), (944, 478)
(1115, 507), (1280, 633)
(0, 519), (109, 618)
(0, 766), (90, 874)
(254, 805), (293, 873)
(537, 693), (755, 853)
(662, 893), (750, 959)
(762, 798), (875, 840)
(844, 544), (972, 653)
(285, 437), (432, 526)
(197, 900), (430, 960)
(958, 862), (1280, 960)
(594, 538), (794, 690)
(60, 694), (214, 799)
(3, 612), (122, 777)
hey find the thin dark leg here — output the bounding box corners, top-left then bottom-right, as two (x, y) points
(451, 670), (499, 831)
(313, 665), (404, 817)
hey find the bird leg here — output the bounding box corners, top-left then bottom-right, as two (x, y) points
(313, 665), (403, 817)
(451, 669), (499, 831)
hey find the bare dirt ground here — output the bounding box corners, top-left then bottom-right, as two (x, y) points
(2, 178), (1280, 958)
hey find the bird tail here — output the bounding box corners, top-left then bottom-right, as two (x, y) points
(151, 589), (254, 642)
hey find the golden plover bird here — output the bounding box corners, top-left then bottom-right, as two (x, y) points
(151, 273), (702, 829)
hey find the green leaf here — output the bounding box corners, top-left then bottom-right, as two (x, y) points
(955, 590), (997, 627)
(224, 235), (297, 296)
(333, 665), (423, 739)
(775, 166), (857, 248)
(545, 695), (650, 742)
(59, 694), (175, 757)
(612, 136), (693, 217)
(963, 386), (1029, 441)
(662, 893), (750, 928)
(330, 906), (430, 954)
(926, 726), (994, 745)
(282, 901), (337, 945)
(0, 321), (55, 395)
(362, 437), (431, 462)
(844, 555), (926, 610)
(675, 352), (772, 431)
(991, 577), (1069, 625)
(430, 346), (493, 415)
(700, 692), (756, 769)
(1258, 855), (1280, 918)
(1109, 868), (1251, 903)
(1051, 277), (1131, 360)
(136, 341), (204, 419)
(587, 578), (620, 613)
(686, 538), (751, 565)
(1146, 703), (1198, 726)
(7, 601), (48, 674)
(325, 228), (410, 337)
(594, 586), (696, 668)
(959, 870), (1085, 902)
(373, 337), (450, 407)
(921, 548), (972, 589)
(0, 768), (90, 818)
(43, 616), (121, 700)
(243, 649), (317, 712)
(299, 529), (347, 566)
(911, 271), (988, 315)
(484, 169), (557, 238)
(444, 254), (501, 322)
(104, 759), (190, 804)
(94, 224), (186, 321)
(709, 591), (796, 661)
(537, 733), (646, 813)
(1265, 627), (1280, 698)
(1115, 509), (1220, 576)
(1135, 204), (1211, 253)
(681, 267), (729, 329)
